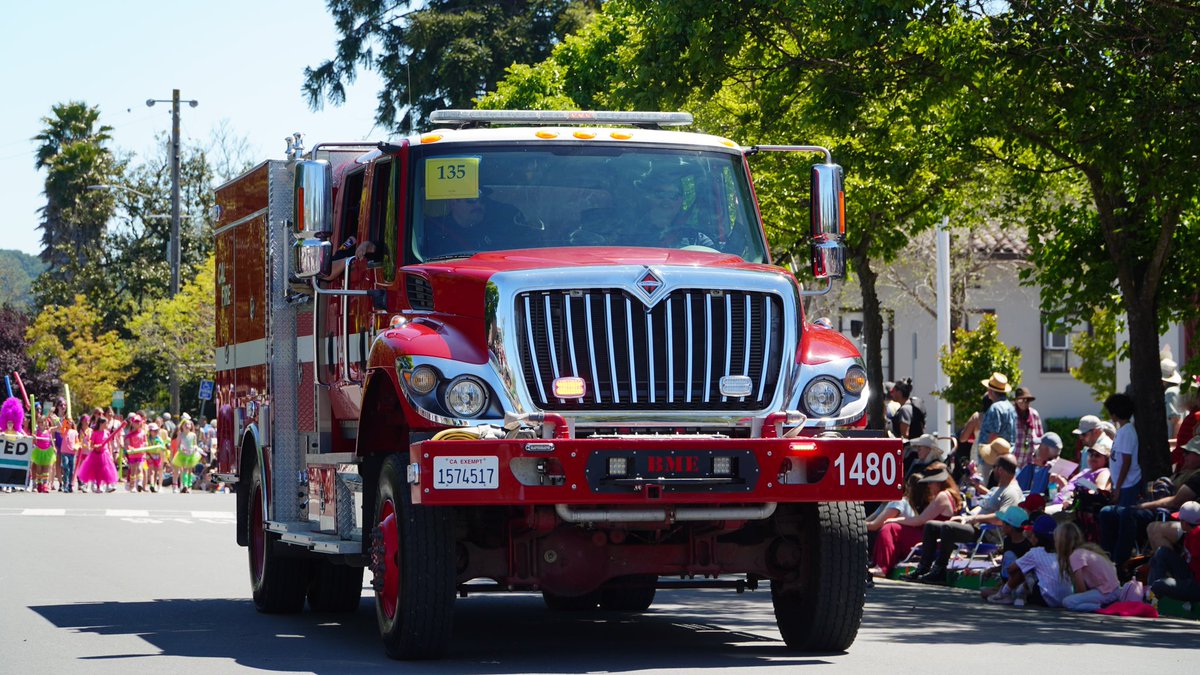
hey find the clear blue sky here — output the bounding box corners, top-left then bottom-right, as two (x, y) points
(0, 0), (386, 256)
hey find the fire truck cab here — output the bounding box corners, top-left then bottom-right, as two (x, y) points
(213, 110), (900, 660)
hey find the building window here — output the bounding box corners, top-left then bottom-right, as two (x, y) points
(1042, 322), (1070, 373)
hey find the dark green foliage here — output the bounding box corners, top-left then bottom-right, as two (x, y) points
(305, 0), (598, 133)
(0, 251), (46, 308)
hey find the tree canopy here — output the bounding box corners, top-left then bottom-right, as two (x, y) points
(305, 0), (598, 133)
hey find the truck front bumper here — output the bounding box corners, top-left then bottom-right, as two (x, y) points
(409, 436), (901, 506)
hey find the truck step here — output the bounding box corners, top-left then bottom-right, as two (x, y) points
(268, 520), (362, 554)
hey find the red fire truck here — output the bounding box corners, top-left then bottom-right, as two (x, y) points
(213, 110), (900, 660)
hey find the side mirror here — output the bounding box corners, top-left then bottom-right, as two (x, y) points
(811, 240), (845, 280)
(294, 160), (333, 239)
(810, 163), (845, 241)
(293, 238), (331, 279)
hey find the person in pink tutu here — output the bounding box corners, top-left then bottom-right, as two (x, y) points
(123, 413), (148, 492)
(77, 415), (121, 492)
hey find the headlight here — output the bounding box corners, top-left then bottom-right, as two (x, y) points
(408, 365), (439, 395)
(844, 366), (866, 395)
(445, 376), (489, 418)
(802, 378), (843, 416)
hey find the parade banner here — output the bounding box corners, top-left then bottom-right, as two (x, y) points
(0, 432), (33, 488)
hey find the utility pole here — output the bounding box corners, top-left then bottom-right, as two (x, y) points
(147, 90), (197, 416)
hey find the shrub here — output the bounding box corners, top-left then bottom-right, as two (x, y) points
(936, 314), (1022, 426)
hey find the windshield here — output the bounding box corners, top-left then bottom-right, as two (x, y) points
(407, 143), (767, 263)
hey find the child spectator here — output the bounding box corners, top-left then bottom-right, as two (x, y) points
(980, 506), (1033, 601)
(1056, 521), (1122, 612)
(1147, 501), (1200, 602)
(989, 515), (1071, 607)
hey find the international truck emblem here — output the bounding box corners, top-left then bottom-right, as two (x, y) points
(635, 268), (663, 300)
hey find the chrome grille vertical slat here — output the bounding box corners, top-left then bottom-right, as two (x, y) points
(523, 295), (548, 404)
(666, 297), (675, 403)
(741, 294), (752, 401)
(585, 294), (602, 403)
(685, 293), (694, 403)
(544, 295), (562, 402)
(647, 309), (656, 403)
(625, 297), (638, 403)
(704, 294), (714, 403)
(723, 294), (732, 402)
(605, 293), (620, 404)
(758, 295), (772, 401)
(565, 294), (580, 378)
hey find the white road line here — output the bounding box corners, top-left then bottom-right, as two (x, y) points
(22, 508), (66, 516)
(105, 509), (150, 517)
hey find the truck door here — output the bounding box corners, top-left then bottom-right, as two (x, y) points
(317, 166), (365, 452)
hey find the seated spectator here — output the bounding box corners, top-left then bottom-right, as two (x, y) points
(1171, 388), (1200, 470)
(1016, 432), (1062, 493)
(1100, 439), (1200, 567)
(871, 463), (961, 578)
(905, 433), (946, 478)
(867, 473), (919, 533)
(1047, 442), (1112, 514)
(980, 506), (1033, 601)
(1147, 501), (1200, 602)
(911, 450), (1023, 583)
(989, 515), (1072, 606)
(1056, 521), (1122, 612)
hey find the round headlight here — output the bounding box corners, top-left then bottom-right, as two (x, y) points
(409, 365), (439, 395)
(803, 378), (843, 417)
(445, 376), (489, 418)
(844, 366), (867, 395)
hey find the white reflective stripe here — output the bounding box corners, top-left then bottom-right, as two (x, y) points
(296, 336), (315, 364)
(214, 338), (268, 372)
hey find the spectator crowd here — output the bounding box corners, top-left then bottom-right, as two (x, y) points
(870, 356), (1200, 614)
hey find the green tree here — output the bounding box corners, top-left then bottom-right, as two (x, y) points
(128, 255), (216, 410)
(305, 0), (598, 133)
(32, 102), (120, 289)
(927, 2), (1200, 479)
(936, 314), (1022, 426)
(1069, 306), (1118, 405)
(25, 295), (133, 413)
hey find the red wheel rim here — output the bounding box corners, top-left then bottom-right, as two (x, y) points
(377, 498), (399, 620)
(250, 482), (265, 583)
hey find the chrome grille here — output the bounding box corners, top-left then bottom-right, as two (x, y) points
(515, 289), (785, 411)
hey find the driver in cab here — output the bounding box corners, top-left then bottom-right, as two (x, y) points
(422, 192), (530, 260)
(637, 165), (715, 249)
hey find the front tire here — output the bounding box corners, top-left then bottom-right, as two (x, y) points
(373, 455), (455, 660)
(772, 502), (866, 652)
(248, 463), (308, 613)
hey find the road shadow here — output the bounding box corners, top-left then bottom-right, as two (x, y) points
(29, 592), (823, 673)
(864, 579), (1200, 650)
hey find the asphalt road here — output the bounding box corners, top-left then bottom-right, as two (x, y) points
(2, 490), (1198, 673)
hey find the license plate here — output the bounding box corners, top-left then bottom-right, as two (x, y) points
(432, 456), (499, 490)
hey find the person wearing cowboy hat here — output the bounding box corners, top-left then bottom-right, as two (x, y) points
(1011, 387), (1044, 468)
(912, 445), (1023, 583)
(979, 372), (1018, 447)
(905, 433), (947, 478)
(1162, 357), (1185, 439)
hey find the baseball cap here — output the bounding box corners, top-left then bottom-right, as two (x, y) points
(1020, 494), (1047, 513)
(1173, 501), (1200, 526)
(1031, 514), (1058, 538)
(997, 506), (1030, 528)
(1073, 415), (1102, 435)
(1037, 432), (1063, 451)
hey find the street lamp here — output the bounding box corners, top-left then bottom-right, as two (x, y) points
(147, 89), (198, 418)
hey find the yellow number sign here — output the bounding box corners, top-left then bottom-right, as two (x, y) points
(425, 157), (480, 200)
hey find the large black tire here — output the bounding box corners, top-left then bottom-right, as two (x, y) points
(247, 463), (309, 613)
(307, 559), (364, 613)
(599, 575), (657, 612)
(542, 590), (600, 611)
(373, 455), (455, 660)
(771, 502), (866, 652)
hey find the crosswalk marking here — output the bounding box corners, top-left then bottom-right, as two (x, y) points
(0, 507), (235, 521)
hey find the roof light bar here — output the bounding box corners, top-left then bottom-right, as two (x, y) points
(429, 109), (694, 128)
